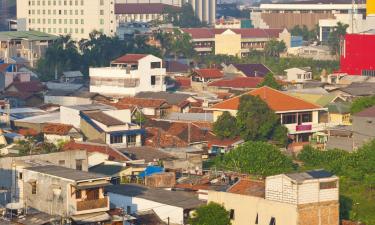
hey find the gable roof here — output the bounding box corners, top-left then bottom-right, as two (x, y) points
(89, 163), (125, 176)
(114, 97), (168, 109)
(208, 77), (263, 89)
(340, 82), (375, 96)
(232, 63), (271, 77)
(83, 111), (126, 126)
(136, 91), (192, 105)
(6, 81), (45, 93)
(63, 140), (130, 161)
(354, 105), (375, 118)
(42, 123), (74, 135)
(227, 178), (265, 197)
(115, 3), (179, 14)
(193, 68), (223, 79)
(211, 86), (323, 112)
(111, 54), (148, 64)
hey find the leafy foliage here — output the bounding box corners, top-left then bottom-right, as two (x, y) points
(264, 39), (286, 57)
(189, 202), (231, 225)
(236, 95), (287, 146)
(328, 22), (349, 55)
(350, 95), (375, 114)
(213, 141), (294, 177)
(156, 29), (196, 59)
(290, 25), (319, 42)
(164, 3), (206, 28)
(257, 73), (281, 90)
(213, 112), (238, 139)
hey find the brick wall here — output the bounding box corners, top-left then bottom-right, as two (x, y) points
(298, 200), (339, 225)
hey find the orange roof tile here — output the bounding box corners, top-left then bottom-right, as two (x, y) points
(211, 86), (322, 112)
(111, 54), (148, 64)
(227, 178), (265, 197)
(115, 97), (168, 108)
(43, 123), (74, 135)
(193, 68), (223, 79)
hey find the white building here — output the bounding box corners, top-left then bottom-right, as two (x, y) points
(107, 183), (204, 225)
(284, 67), (313, 83)
(89, 54), (166, 97)
(16, 0), (116, 40)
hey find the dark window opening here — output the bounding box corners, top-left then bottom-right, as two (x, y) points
(31, 182), (37, 194)
(282, 114), (296, 124)
(269, 217), (276, 225)
(151, 76), (156, 85)
(320, 181), (337, 189)
(86, 188), (99, 200)
(110, 134), (123, 144)
(230, 209), (235, 220)
(76, 159), (83, 171)
(151, 62), (161, 69)
(300, 112), (312, 123)
(255, 213), (258, 224)
(76, 190), (82, 199)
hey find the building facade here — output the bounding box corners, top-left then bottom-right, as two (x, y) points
(16, 0), (116, 40)
(89, 54), (166, 97)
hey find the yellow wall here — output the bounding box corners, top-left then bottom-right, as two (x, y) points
(213, 110), (237, 121)
(208, 190), (298, 225)
(214, 31), (242, 57)
(368, 0), (375, 15)
(329, 113), (352, 126)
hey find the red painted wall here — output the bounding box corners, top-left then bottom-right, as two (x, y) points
(340, 34), (375, 75)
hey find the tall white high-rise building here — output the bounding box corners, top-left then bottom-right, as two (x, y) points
(16, 0), (116, 40)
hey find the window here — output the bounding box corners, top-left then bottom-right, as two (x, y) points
(100, 10), (104, 15)
(126, 206), (131, 214)
(31, 182), (37, 194)
(282, 114), (296, 124)
(320, 181), (337, 189)
(127, 135), (137, 146)
(59, 160), (65, 166)
(255, 213), (258, 224)
(76, 190), (82, 199)
(19, 172), (23, 180)
(76, 159), (83, 171)
(297, 74), (302, 79)
(151, 76), (156, 85)
(151, 62), (161, 69)
(110, 134), (123, 144)
(86, 188), (99, 200)
(301, 113), (312, 123)
(269, 217), (276, 225)
(229, 209), (235, 220)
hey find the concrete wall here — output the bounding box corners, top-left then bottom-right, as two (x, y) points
(214, 31), (242, 57)
(298, 201), (339, 225)
(80, 118), (106, 143)
(60, 106), (82, 128)
(44, 96), (93, 106)
(208, 190), (298, 225)
(108, 192), (185, 224)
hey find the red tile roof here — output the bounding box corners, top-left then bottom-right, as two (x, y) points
(182, 28), (283, 39)
(63, 141), (130, 161)
(18, 128), (39, 136)
(193, 68), (223, 79)
(175, 77), (191, 88)
(42, 123), (74, 135)
(111, 54), (148, 64)
(115, 97), (168, 108)
(6, 81), (45, 93)
(211, 86), (322, 112)
(208, 77), (263, 89)
(227, 178), (265, 197)
(115, 3), (180, 14)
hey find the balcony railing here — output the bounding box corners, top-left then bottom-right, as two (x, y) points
(296, 124), (312, 131)
(76, 197), (108, 211)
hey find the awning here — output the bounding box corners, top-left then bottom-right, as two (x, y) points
(71, 212), (111, 224)
(75, 182), (112, 190)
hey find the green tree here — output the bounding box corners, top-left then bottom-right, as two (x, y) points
(264, 39), (286, 57)
(257, 73), (281, 90)
(164, 3), (206, 28)
(189, 202), (231, 225)
(236, 95), (287, 145)
(213, 112), (238, 139)
(328, 22), (349, 55)
(350, 95), (375, 114)
(132, 111), (148, 126)
(214, 141), (294, 176)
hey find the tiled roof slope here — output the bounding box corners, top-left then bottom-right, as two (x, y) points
(211, 86), (322, 111)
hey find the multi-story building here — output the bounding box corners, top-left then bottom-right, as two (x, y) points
(182, 28), (289, 57)
(22, 165), (111, 223)
(340, 33), (375, 76)
(0, 31), (57, 67)
(89, 54), (166, 97)
(251, 0), (375, 42)
(208, 86), (328, 143)
(16, 0), (116, 40)
(209, 170), (339, 225)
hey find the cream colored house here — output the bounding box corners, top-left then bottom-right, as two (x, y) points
(208, 170), (339, 225)
(214, 29), (241, 57)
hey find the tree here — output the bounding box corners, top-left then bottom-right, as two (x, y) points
(328, 22), (349, 55)
(164, 3), (206, 28)
(213, 112), (238, 139)
(264, 39), (286, 57)
(156, 29), (196, 59)
(189, 202), (231, 225)
(132, 111), (148, 126)
(350, 96), (375, 114)
(257, 73), (281, 90)
(214, 141), (294, 176)
(236, 95), (287, 145)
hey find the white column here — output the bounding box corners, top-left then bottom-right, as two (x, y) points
(203, 0), (209, 23)
(209, 0), (216, 25)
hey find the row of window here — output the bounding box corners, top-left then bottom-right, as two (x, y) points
(29, 0), (85, 6)
(31, 27), (87, 34)
(362, 70), (375, 77)
(29, 18), (84, 25)
(29, 9), (85, 15)
(110, 134), (137, 144)
(282, 113), (313, 124)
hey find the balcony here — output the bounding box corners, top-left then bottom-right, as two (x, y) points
(296, 124), (312, 131)
(76, 196), (109, 212)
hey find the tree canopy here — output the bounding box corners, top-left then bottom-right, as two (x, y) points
(257, 73), (282, 90)
(236, 95), (288, 145)
(213, 141), (294, 177)
(264, 39), (286, 57)
(189, 202), (231, 225)
(213, 111), (238, 139)
(350, 95), (375, 114)
(290, 25), (319, 42)
(164, 3), (206, 28)
(328, 22), (349, 55)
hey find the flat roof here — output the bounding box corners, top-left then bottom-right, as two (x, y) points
(25, 165), (109, 182)
(0, 31), (58, 41)
(107, 184), (204, 209)
(64, 104), (115, 111)
(285, 169), (335, 183)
